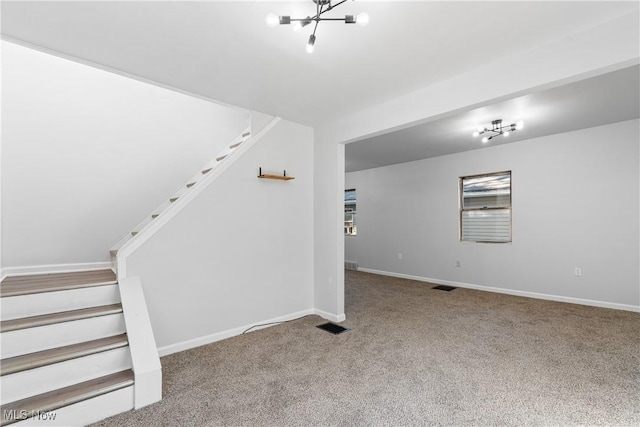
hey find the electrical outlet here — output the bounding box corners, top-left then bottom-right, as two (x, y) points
(574, 267), (582, 277)
(456, 260), (461, 267)
(397, 252), (403, 260)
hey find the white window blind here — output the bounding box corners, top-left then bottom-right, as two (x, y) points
(460, 172), (511, 243)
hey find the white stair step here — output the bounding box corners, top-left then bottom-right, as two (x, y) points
(133, 217), (153, 233)
(1, 314), (125, 359)
(1, 344), (131, 404)
(0, 270), (116, 298)
(154, 199), (172, 214)
(1, 304), (122, 333)
(10, 384), (134, 427)
(1, 370), (134, 426)
(125, 197), (173, 244)
(169, 187), (188, 203)
(1, 333), (128, 376)
(1, 285), (120, 322)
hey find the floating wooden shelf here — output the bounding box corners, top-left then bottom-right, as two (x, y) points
(258, 168), (295, 181)
(258, 174), (295, 181)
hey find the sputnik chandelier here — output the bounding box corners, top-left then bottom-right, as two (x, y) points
(266, 0), (369, 53)
(473, 119), (524, 143)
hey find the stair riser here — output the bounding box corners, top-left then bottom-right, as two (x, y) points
(9, 385), (134, 426)
(1, 347), (132, 405)
(1, 285), (120, 321)
(1, 315), (125, 359)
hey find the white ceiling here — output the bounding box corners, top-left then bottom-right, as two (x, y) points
(2, 1), (639, 171)
(346, 64), (640, 171)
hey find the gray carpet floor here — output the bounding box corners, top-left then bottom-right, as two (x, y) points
(94, 270), (640, 426)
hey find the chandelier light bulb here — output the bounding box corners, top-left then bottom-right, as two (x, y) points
(482, 137), (489, 143)
(266, 13), (279, 28)
(292, 21), (302, 32)
(306, 34), (316, 54)
(472, 131), (480, 137)
(516, 120), (524, 130)
(503, 131), (510, 137)
(356, 12), (370, 26)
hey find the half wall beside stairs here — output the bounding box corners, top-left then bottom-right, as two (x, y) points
(123, 117), (316, 356)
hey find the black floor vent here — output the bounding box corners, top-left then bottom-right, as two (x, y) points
(316, 322), (350, 335)
(433, 285), (457, 292)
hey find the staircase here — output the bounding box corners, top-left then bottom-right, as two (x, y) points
(110, 118), (280, 279)
(0, 270), (136, 426)
(0, 118), (280, 425)
(110, 128), (252, 270)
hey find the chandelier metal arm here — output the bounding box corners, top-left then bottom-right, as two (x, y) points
(288, 0), (352, 24)
(289, 17), (350, 22)
(317, 0), (349, 16)
(268, 0), (367, 52)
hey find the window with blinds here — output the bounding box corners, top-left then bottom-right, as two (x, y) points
(460, 171), (511, 243)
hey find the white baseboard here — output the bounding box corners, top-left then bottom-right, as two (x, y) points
(314, 308), (346, 323)
(157, 307), (349, 357)
(158, 308), (317, 357)
(1, 262), (112, 280)
(358, 268), (640, 313)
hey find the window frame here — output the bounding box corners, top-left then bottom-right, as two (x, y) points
(459, 171), (512, 243)
(344, 188), (357, 236)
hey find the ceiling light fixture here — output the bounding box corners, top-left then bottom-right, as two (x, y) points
(473, 119), (524, 143)
(266, 0), (369, 53)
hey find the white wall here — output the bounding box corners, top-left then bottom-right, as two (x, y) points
(314, 11), (639, 321)
(1, 41), (248, 270)
(126, 119), (314, 354)
(313, 140), (345, 321)
(345, 120), (640, 311)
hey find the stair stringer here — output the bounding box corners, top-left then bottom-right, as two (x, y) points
(114, 116), (281, 279)
(108, 126), (252, 259)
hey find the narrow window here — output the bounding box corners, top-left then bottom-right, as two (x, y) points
(460, 171), (511, 243)
(345, 189), (357, 236)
